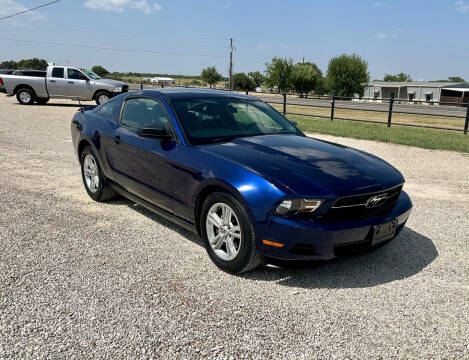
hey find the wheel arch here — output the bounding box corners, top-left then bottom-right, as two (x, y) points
(77, 138), (93, 160)
(92, 89), (111, 100)
(13, 84), (36, 97)
(194, 180), (254, 236)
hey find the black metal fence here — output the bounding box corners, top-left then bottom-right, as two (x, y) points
(263, 95), (469, 135)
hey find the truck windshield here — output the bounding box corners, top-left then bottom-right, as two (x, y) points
(80, 69), (101, 80)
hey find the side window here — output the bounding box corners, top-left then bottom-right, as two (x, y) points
(51, 67), (64, 78)
(96, 100), (117, 117)
(121, 98), (171, 130)
(67, 68), (88, 80)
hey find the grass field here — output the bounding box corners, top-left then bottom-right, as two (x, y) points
(288, 114), (469, 153)
(269, 103), (466, 131)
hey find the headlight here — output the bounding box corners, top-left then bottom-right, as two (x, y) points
(275, 199), (323, 216)
(112, 86), (122, 92)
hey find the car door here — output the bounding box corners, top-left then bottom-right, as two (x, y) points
(106, 96), (176, 212)
(66, 68), (92, 100)
(47, 67), (68, 97)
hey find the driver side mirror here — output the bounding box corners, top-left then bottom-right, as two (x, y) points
(289, 120), (298, 126)
(137, 127), (172, 140)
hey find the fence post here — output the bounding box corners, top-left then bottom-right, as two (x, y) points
(464, 102), (469, 135)
(245, 89), (248, 95)
(140, 81), (143, 90)
(283, 92), (287, 116)
(387, 96), (394, 127)
(330, 95), (335, 120)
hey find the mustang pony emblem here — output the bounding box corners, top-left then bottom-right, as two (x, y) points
(365, 194), (388, 208)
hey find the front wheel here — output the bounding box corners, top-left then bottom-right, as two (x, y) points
(95, 91), (111, 105)
(16, 88), (36, 105)
(200, 192), (262, 274)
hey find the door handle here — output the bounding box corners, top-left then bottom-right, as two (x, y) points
(72, 120), (82, 131)
(49, 80), (56, 83)
(111, 136), (121, 144)
(68, 81), (74, 84)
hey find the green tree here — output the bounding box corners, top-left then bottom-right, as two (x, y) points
(0, 60), (18, 69)
(248, 71), (265, 88)
(232, 73), (256, 92)
(290, 62), (323, 97)
(383, 72), (412, 82)
(16, 58), (48, 70)
(92, 65), (110, 78)
(448, 76), (466, 83)
(326, 54), (369, 97)
(265, 57), (293, 94)
(200, 66), (222, 88)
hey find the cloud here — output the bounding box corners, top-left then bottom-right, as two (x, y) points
(372, 2), (387, 7)
(375, 32), (397, 39)
(84, 0), (163, 14)
(455, 0), (469, 12)
(375, 28), (403, 40)
(0, 0), (44, 26)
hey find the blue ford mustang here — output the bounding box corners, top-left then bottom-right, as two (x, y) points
(71, 88), (412, 273)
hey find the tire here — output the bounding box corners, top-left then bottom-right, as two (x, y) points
(36, 97), (49, 105)
(80, 146), (116, 202)
(200, 192), (262, 274)
(16, 87), (36, 105)
(95, 91), (111, 105)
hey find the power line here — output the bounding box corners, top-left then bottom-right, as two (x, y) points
(0, 0), (62, 21)
(0, 37), (229, 59)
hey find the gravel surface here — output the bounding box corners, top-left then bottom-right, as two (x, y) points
(0, 96), (468, 359)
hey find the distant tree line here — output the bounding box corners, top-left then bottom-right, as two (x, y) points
(0, 58), (49, 70)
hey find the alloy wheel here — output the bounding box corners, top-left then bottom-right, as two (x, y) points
(206, 203), (242, 261)
(83, 154), (100, 193)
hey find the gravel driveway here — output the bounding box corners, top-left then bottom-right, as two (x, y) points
(0, 96), (468, 359)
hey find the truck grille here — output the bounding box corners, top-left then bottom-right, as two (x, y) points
(324, 185), (403, 221)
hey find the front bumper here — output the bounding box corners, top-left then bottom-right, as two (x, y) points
(255, 191), (412, 261)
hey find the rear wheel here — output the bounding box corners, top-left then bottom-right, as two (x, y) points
(95, 91), (111, 105)
(200, 192), (262, 273)
(80, 146), (116, 202)
(16, 88), (35, 105)
(36, 97), (49, 105)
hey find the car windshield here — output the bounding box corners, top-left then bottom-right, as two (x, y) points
(172, 98), (300, 145)
(80, 68), (101, 79)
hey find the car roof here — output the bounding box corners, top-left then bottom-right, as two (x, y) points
(138, 88), (258, 101)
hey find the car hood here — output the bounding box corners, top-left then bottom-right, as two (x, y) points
(198, 135), (404, 197)
(93, 78), (127, 87)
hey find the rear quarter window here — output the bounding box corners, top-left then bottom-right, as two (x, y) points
(96, 100), (118, 118)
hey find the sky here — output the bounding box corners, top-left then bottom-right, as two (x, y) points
(0, 0), (468, 80)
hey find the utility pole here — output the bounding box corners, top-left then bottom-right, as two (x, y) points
(229, 38), (233, 91)
(302, 57), (304, 64)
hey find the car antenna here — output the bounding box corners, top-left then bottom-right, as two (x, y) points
(77, 97), (84, 113)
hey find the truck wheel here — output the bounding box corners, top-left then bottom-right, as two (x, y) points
(36, 97), (49, 105)
(16, 88), (36, 105)
(95, 91), (111, 105)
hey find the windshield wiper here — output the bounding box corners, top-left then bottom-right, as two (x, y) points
(210, 136), (235, 144)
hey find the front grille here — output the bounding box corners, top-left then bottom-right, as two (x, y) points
(122, 85), (129, 93)
(324, 185), (403, 221)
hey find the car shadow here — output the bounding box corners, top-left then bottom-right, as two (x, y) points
(108, 198), (437, 289)
(108, 198), (203, 247)
(243, 227), (438, 289)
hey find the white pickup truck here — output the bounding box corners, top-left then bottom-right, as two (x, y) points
(0, 65), (128, 105)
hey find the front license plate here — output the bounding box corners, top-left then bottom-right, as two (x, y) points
(372, 219), (398, 246)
